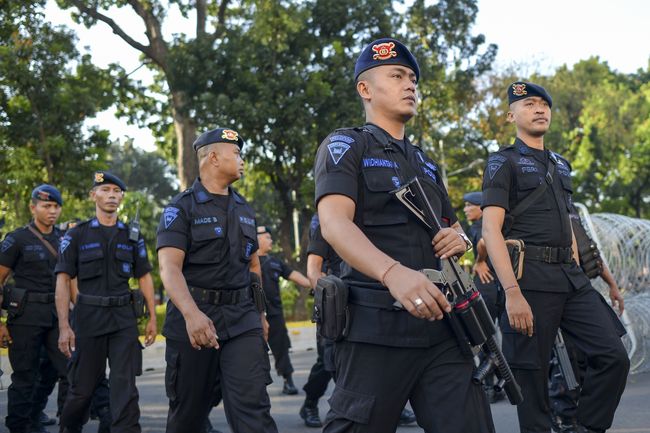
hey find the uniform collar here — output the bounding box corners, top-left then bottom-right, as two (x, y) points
(89, 218), (126, 230)
(192, 178), (245, 205)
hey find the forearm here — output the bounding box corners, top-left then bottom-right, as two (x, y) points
(476, 238), (489, 262)
(138, 273), (157, 317)
(601, 264), (617, 289)
(571, 229), (579, 263)
(306, 254), (324, 289)
(160, 263), (199, 318)
(289, 271), (311, 288)
(55, 273), (72, 329)
(249, 254), (262, 280)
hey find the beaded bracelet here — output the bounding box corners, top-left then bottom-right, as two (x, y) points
(503, 283), (519, 292)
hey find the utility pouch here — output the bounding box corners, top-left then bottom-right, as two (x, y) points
(313, 275), (349, 341)
(5, 287), (28, 319)
(505, 239), (525, 280)
(250, 272), (267, 314)
(130, 290), (147, 319)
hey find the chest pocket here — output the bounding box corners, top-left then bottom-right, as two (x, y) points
(115, 248), (134, 278)
(188, 223), (225, 264)
(78, 248), (104, 280)
(360, 168), (408, 226)
(239, 223), (256, 262)
(516, 175), (551, 211)
(22, 246), (49, 263)
(558, 175), (573, 211)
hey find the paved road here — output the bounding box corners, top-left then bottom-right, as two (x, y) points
(1, 329), (649, 432)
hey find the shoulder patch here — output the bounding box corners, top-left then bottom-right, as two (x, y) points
(163, 207), (181, 229)
(487, 161), (504, 180)
(1, 235), (16, 253)
(327, 141), (351, 165)
(60, 235), (72, 254)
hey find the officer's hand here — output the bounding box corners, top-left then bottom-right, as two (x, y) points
(58, 326), (76, 358)
(185, 309), (219, 350)
(609, 284), (625, 315)
(474, 261), (494, 284)
(261, 313), (270, 342)
(384, 264), (451, 321)
(144, 318), (157, 347)
(432, 228), (467, 259)
(0, 324), (12, 348)
(505, 288), (534, 337)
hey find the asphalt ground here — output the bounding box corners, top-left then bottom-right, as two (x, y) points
(1, 324), (649, 433)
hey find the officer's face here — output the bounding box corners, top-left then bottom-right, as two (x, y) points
(508, 96), (551, 137)
(91, 184), (124, 214)
(214, 142), (245, 181)
(359, 65), (418, 120)
(257, 232), (272, 253)
(463, 202), (482, 222)
(30, 200), (62, 227)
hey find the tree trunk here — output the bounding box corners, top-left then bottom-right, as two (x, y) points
(171, 90), (198, 190)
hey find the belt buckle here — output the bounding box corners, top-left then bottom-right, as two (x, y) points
(543, 247), (552, 263)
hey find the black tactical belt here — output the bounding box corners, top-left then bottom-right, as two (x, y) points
(26, 292), (55, 303)
(524, 246), (573, 264)
(188, 286), (250, 306)
(77, 293), (132, 307)
(348, 286), (399, 310)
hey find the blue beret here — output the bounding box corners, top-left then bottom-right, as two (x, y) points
(93, 171), (127, 191)
(463, 191), (482, 206)
(256, 225), (272, 235)
(508, 81), (552, 108)
(193, 128), (245, 152)
(31, 184), (63, 206)
(355, 38), (420, 83)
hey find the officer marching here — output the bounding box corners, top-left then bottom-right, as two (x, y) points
(156, 128), (278, 433)
(0, 185), (69, 433)
(55, 171), (157, 433)
(313, 38), (494, 433)
(481, 82), (629, 433)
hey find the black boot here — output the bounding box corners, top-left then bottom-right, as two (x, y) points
(204, 418), (224, 433)
(398, 408), (417, 426)
(96, 406), (111, 433)
(39, 412), (57, 426)
(282, 375), (298, 395)
(300, 399), (322, 428)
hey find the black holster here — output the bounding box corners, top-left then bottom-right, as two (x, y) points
(250, 272), (267, 314)
(505, 239), (525, 280)
(4, 286), (28, 320)
(313, 275), (349, 341)
(130, 290), (147, 319)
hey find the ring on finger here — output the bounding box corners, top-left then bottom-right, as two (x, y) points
(413, 297), (424, 307)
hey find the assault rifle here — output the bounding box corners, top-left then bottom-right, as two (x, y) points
(392, 176), (523, 405)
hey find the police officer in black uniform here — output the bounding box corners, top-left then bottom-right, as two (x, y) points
(314, 38), (494, 433)
(256, 225), (311, 394)
(156, 127), (278, 433)
(55, 171), (158, 433)
(481, 81), (629, 433)
(0, 185), (69, 433)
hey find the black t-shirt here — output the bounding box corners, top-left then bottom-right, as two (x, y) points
(55, 218), (152, 336)
(259, 255), (293, 317)
(0, 223), (63, 327)
(306, 214), (342, 276)
(313, 123), (459, 348)
(156, 178), (261, 342)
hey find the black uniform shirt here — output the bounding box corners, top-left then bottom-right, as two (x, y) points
(307, 219), (342, 277)
(467, 218), (483, 253)
(481, 138), (590, 292)
(313, 123), (458, 348)
(156, 178), (261, 342)
(55, 218), (152, 337)
(0, 223), (63, 326)
(259, 255), (293, 317)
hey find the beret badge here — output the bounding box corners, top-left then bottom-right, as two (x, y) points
(222, 129), (239, 141)
(512, 83), (527, 97)
(372, 42), (397, 61)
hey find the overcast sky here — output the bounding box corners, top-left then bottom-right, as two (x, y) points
(45, 0), (650, 151)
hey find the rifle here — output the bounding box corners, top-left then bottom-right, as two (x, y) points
(392, 176), (523, 405)
(553, 330), (579, 390)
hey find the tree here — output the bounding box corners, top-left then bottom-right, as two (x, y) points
(0, 1), (119, 229)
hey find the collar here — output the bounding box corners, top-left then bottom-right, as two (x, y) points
(192, 178), (245, 205)
(89, 218), (126, 230)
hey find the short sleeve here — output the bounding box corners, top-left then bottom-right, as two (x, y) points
(314, 131), (364, 205)
(481, 152), (512, 211)
(279, 258), (293, 279)
(0, 233), (19, 269)
(54, 228), (79, 277)
(307, 223), (329, 258)
(133, 235), (153, 278)
(156, 205), (190, 252)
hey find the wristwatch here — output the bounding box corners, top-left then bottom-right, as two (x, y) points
(458, 232), (473, 252)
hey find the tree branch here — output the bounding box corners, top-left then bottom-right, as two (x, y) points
(210, 0), (230, 40)
(197, 0), (207, 37)
(69, 0), (152, 57)
(126, 0), (168, 67)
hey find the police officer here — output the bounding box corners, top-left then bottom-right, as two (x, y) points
(481, 81), (629, 433)
(55, 171), (158, 433)
(256, 225), (310, 394)
(314, 38), (494, 433)
(0, 185), (69, 433)
(156, 128), (278, 433)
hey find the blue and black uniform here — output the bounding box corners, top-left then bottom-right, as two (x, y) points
(156, 178), (277, 433)
(314, 122), (494, 433)
(55, 216), (151, 433)
(482, 137), (629, 433)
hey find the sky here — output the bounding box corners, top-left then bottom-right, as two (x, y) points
(44, 0), (650, 151)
